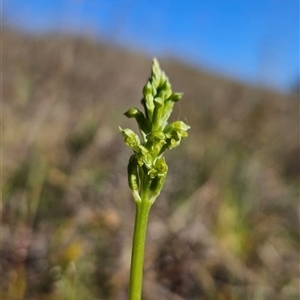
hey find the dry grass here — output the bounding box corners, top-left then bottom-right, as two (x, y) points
(2, 28), (299, 300)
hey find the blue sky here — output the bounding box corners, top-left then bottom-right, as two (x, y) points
(3, 0), (299, 91)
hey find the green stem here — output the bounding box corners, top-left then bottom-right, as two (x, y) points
(129, 200), (152, 300)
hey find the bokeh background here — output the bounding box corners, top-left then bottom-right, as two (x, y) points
(2, 1), (299, 299)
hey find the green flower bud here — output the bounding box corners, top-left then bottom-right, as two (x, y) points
(154, 97), (164, 107)
(149, 173), (167, 202)
(127, 155), (141, 202)
(159, 71), (168, 84)
(151, 58), (161, 80)
(157, 80), (172, 100)
(160, 100), (175, 127)
(152, 97), (164, 130)
(143, 81), (152, 98)
(124, 108), (151, 134)
(144, 94), (154, 121)
(128, 155), (139, 191)
(169, 92), (183, 102)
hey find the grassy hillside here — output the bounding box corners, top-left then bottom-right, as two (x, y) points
(2, 28), (299, 300)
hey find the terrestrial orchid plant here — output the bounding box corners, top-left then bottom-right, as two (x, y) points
(120, 58), (190, 300)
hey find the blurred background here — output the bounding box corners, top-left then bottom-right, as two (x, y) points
(2, 1), (299, 299)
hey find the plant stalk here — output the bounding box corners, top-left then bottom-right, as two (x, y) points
(129, 200), (152, 300)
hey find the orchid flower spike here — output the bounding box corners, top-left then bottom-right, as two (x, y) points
(120, 58), (190, 204)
